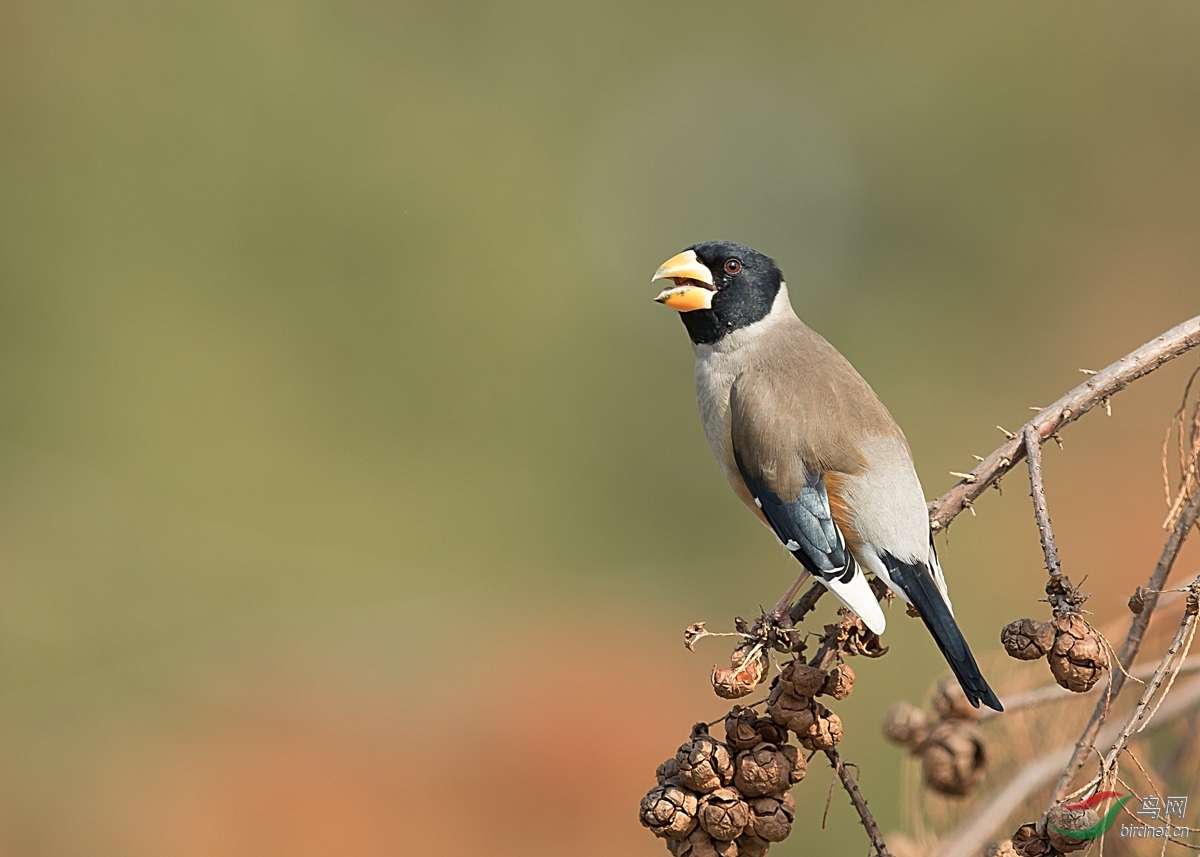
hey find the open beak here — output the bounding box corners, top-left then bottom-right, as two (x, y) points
(652, 250), (716, 311)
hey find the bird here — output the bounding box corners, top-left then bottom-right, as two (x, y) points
(651, 240), (1002, 711)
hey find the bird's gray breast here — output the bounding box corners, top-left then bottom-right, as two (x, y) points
(693, 344), (743, 489)
(690, 286), (797, 494)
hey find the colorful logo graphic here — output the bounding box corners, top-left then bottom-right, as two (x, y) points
(1048, 792), (1132, 841)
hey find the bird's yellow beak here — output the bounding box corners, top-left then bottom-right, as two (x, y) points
(652, 250), (716, 311)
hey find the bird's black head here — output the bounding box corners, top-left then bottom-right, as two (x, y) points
(651, 241), (784, 345)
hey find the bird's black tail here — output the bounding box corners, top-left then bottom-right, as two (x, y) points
(883, 556), (1003, 712)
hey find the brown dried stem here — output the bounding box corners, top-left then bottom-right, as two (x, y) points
(1163, 365), (1200, 530)
(787, 578), (826, 625)
(1023, 425), (1061, 579)
(1046, 486), (1200, 808)
(1092, 576), (1200, 792)
(977, 654), (1200, 722)
(824, 747), (893, 857)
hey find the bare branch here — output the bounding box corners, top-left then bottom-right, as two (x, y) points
(929, 315), (1200, 530)
(824, 747), (893, 857)
(1023, 425), (1062, 578)
(788, 579), (827, 625)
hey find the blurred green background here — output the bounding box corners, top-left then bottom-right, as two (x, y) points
(2, 2), (1199, 855)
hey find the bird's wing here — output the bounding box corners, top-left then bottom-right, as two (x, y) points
(729, 375), (887, 633)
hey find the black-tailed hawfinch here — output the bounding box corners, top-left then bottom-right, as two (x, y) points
(652, 240), (1002, 711)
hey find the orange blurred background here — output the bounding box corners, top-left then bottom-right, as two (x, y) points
(1, 2), (1199, 855)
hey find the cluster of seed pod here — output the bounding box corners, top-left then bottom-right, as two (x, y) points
(1000, 613), (1107, 693)
(639, 660), (855, 856)
(765, 660), (852, 751)
(881, 677), (988, 796)
(986, 806), (1101, 857)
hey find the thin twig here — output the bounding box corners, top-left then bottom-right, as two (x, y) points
(1092, 578), (1200, 790)
(1024, 424), (1062, 578)
(928, 315), (1200, 530)
(977, 654), (1200, 722)
(931, 674), (1200, 857)
(1162, 365), (1200, 529)
(1047, 487), (1200, 807)
(824, 746), (893, 857)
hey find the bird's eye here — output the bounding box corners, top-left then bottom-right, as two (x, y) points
(724, 259), (742, 275)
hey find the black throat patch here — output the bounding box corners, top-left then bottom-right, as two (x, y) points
(680, 280), (779, 345)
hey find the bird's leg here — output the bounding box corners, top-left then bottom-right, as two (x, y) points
(768, 570), (812, 621)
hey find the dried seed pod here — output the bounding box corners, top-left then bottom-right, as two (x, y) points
(1000, 618), (1056, 661)
(713, 644), (768, 699)
(779, 660), (826, 698)
(752, 718), (789, 747)
(919, 721), (987, 796)
(697, 787), (750, 841)
(733, 743), (803, 797)
(724, 706), (763, 751)
(797, 704), (843, 751)
(1049, 614), (1108, 692)
(657, 757), (680, 785)
(1128, 586), (1148, 614)
(780, 744), (805, 785)
(932, 675), (979, 721)
(735, 833), (771, 857)
(822, 663), (855, 700)
(766, 685), (814, 735)
(983, 841), (1019, 857)
(639, 781), (699, 840)
(1045, 805), (1100, 853)
(747, 791), (795, 842)
(669, 824), (741, 856)
(1011, 823), (1057, 857)
(676, 725), (734, 793)
(882, 701), (928, 749)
